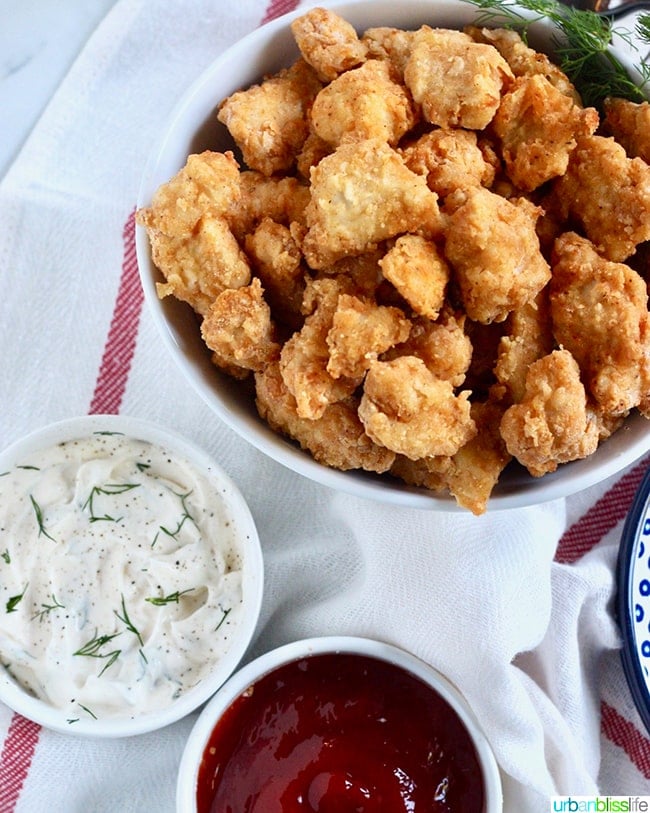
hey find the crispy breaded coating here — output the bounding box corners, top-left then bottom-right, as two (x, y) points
(302, 138), (441, 269)
(361, 26), (414, 80)
(228, 172), (310, 241)
(217, 59), (322, 176)
(493, 75), (599, 191)
(200, 278), (280, 374)
(404, 27), (513, 130)
(389, 454), (452, 494)
(290, 7), (367, 82)
(280, 278), (361, 420)
(465, 26), (581, 102)
(137, 150), (241, 239)
(603, 97), (650, 163)
(379, 234), (450, 320)
(400, 128), (496, 196)
(326, 294), (411, 379)
(358, 356), (476, 459)
(551, 135), (650, 262)
(500, 349), (600, 477)
(446, 398), (512, 515)
(444, 187), (551, 324)
(296, 132), (332, 178)
(495, 291), (554, 404)
(244, 218), (305, 330)
(386, 311), (472, 387)
(550, 231), (650, 415)
(255, 361), (395, 473)
(310, 59), (417, 147)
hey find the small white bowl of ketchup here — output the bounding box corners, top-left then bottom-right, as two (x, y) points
(176, 636), (502, 812)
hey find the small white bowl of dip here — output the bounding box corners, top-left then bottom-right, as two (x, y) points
(0, 414), (264, 737)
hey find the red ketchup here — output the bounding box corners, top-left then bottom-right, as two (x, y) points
(196, 652), (485, 812)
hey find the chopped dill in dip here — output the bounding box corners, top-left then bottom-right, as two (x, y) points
(0, 431), (244, 721)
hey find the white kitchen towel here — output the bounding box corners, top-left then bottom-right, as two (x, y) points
(1, 0), (649, 811)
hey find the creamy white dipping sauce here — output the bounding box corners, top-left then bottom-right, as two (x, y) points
(0, 431), (245, 723)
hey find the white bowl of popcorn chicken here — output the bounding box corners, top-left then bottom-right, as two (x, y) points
(136, 0), (650, 515)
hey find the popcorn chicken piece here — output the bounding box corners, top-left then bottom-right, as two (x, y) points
(291, 7), (367, 82)
(446, 398), (512, 515)
(550, 231), (650, 415)
(362, 27), (414, 81)
(244, 218), (305, 331)
(444, 187), (551, 324)
(400, 128), (496, 196)
(492, 75), (599, 191)
(296, 132), (332, 179)
(137, 150), (241, 239)
(390, 454), (452, 494)
(302, 138), (441, 269)
(218, 60), (322, 176)
(358, 356), (476, 459)
(603, 97), (650, 163)
(151, 217), (251, 316)
(465, 26), (581, 102)
(280, 278), (361, 419)
(200, 278), (280, 374)
(404, 27), (513, 130)
(386, 310), (472, 387)
(495, 291), (554, 404)
(379, 234), (450, 320)
(500, 349), (600, 477)
(326, 294), (411, 379)
(255, 361), (395, 473)
(228, 172), (310, 242)
(310, 59), (417, 147)
(551, 135), (650, 262)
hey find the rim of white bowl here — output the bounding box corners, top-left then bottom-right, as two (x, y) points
(0, 414), (264, 738)
(176, 635), (503, 813)
(135, 0), (650, 513)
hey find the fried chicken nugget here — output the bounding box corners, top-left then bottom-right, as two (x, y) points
(136, 151), (251, 315)
(444, 187), (551, 324)
(446, 398), (512, 515)
(379, 234), (450, 320)
(492, 75), (599, 191)
(465, 26), (581, 102)
(326, 294), (411, 379)
(550, 231), (650, 415)
(385, 310), (472, 387)
(603, 97), (650, 163)
(280, 278), (361, 420)
(301, 138), (441, 269)
(228, 172), (310, 241)
(551, 135), (650, 262)
(255, 361), (395, 473)
(358, 356), (476, 459)
(404, 27), (513, 130)
(217, 59), (322, 176)
(495, 290), (554, 404)
(290, 7), (367, 83)
(500, 349), (600, 477)
(361, 26), (414, 80)
(400, 128), (496, 197)
(200, 277), (280, 375)
(309, 59), (417, 147)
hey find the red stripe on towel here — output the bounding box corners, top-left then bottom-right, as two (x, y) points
(260, 0), (300, 25)
(601, 701), (650, 779)
(89, 209), (142, 415)
(0, 209), (143, 812)
(0, 716), (41, 812)
(555, 456), (650, 564)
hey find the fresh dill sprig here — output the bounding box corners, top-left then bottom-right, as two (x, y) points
(214, 607), (231, 633)
(637, 13), (650, 44)
(114, 594), (144, 647)
(462, 0), (650, 106)
(1, 550), (10, 565)
(29, 494), (56, 542)
(74, 629), (121, 677)
(151, 490), (197, 547)
(145, 588), (194, 606)
(5, 584), (28, 614)
(82, 483), (140, 523)
(31, 594), (65, 622)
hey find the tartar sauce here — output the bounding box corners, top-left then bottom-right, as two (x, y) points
(0, 431), (245, 723)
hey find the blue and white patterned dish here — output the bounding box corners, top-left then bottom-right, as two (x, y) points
(617, 467), (650, 735)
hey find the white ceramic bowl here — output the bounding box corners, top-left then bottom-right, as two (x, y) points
(0, 414), (264, 737)
(176, 636), (502, 812)
(136, 0), (650, 512)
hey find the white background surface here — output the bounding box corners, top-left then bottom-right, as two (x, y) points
(0, 0), (119, 180)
